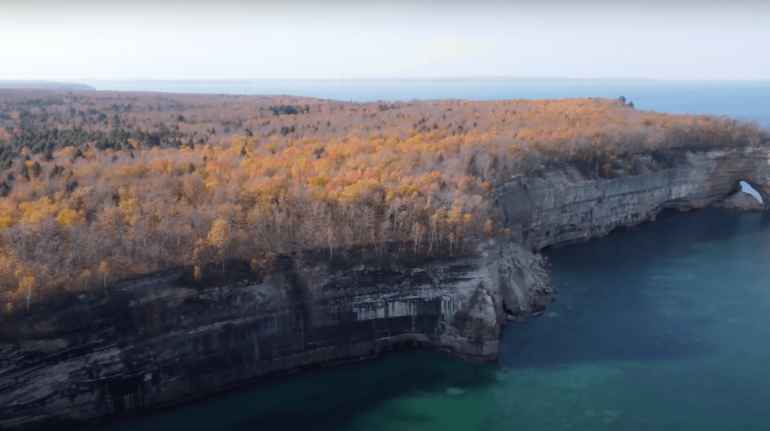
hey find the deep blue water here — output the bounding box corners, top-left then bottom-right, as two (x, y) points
(90, 78), (770, 126)
(73, 81), (770, 430)
(90, 209), (770, 431)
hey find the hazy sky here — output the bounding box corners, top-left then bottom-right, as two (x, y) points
(1, 0), (769, 80)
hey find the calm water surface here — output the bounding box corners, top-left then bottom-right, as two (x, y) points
(89, 79), (770, 126)
(94, 209), (770, 431)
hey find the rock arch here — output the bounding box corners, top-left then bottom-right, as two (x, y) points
(740, 180), (766, 205)
(497, 147), (770, 251)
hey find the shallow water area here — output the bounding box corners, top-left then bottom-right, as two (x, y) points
(89, 209), (770, 431)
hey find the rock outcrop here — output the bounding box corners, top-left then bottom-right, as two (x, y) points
(1, 146), (768, 428)
(712, 191), (764, 211)
(497, 147), (770, 250)
(0, 240), (548, 428)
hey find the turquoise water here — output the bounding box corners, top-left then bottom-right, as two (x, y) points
(93, 209), (770, 431)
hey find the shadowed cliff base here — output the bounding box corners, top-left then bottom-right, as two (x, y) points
(502, 208), (764, 370)
(3, 142), (770, 428)
(1, 89), (770, 429)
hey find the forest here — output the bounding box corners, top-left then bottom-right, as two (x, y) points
(0, 89), (767, 310)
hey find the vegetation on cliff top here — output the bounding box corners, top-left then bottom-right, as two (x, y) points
(0, 89), (767, 310)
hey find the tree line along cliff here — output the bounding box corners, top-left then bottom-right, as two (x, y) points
(0, 89), (767, 311)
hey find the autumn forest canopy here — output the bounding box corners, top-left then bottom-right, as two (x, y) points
(0, 89), (767, 310)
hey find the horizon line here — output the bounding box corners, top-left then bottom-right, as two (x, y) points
(6, 77), (770, 84)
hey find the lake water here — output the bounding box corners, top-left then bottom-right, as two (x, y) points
(89, 78), (770, 127)
(74, 81), (770, 430)
(90, 208), (770, 431)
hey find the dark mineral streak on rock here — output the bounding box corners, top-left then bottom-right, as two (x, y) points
(497, 147), (770, 251)
(1, 146), (769, 429)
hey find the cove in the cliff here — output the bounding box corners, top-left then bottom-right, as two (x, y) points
(81, 208), (770, 431)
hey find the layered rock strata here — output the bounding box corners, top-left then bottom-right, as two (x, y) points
(497, 147), (770, 250)
(1, 146), (769, 428)
(0, 241), (548, 428)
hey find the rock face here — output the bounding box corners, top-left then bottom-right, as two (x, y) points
(0, 241), (549, 428)
(1, 146), (769, 428)
(497, 147), (770, 250)
(712, 191), (764, 211)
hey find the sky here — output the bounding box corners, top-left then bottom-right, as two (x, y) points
(1, 0), (769, 81)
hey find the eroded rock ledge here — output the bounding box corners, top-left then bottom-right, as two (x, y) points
(1, 146), (768, 428)
(498, 147), (770, 251)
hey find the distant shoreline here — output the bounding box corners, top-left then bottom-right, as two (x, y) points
(2, 80), (769, 125)
(0, 80), (95, 91)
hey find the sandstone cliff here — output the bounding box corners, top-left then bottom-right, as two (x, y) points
(1, 146), (768, 428)
(0, 240), (549, 428)
(497, 146), (770, 250)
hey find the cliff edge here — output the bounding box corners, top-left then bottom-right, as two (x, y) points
(1, 146), (768, 428)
